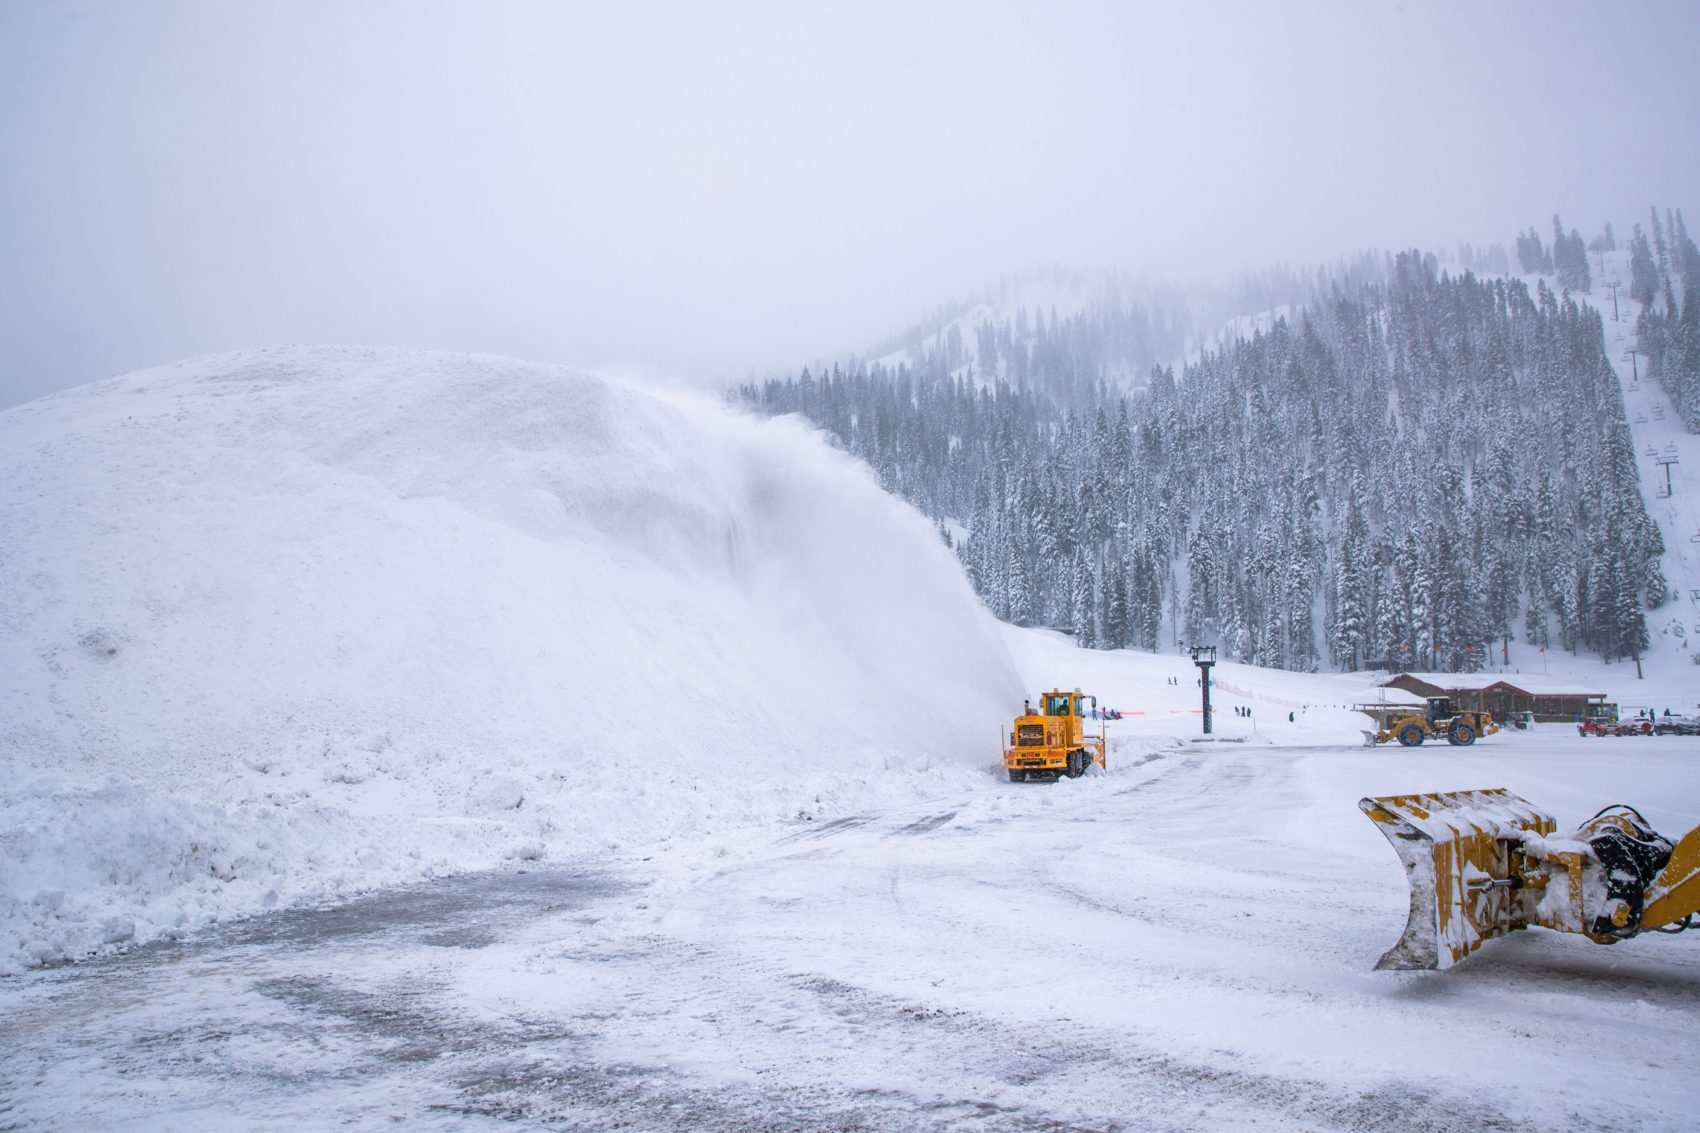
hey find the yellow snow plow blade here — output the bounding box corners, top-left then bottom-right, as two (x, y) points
(1643, 825), (1700, 930)
(1363, 790), (1700, 970)
(1358, 789), (1558, 970)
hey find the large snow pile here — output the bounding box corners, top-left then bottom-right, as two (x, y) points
(0, 346), (1024, 970)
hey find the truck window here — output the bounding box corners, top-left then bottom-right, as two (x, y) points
(1046, 695), (1069, 716)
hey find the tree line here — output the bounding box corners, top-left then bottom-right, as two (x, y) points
(1631, 206), (1700, 431)
(740, 244), (1669, 673)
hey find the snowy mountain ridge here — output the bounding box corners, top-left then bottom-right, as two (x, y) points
(744, 234), (1693, 682)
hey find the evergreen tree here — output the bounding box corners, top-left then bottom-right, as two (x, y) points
(1006, 543), (1034, 626)
(1523, 569), (1549, 651)
(1103, 556), (1130, 650)
(1553, 215), (1591, 292)
(1135, 542), (1164, 651)
(1482, 539), (1519, 666)
(1070, 551), (1096, 648)
(1630, 225), (1659, 306)
(1674, 209), (1700, 284)
(1516, 228), (1551, 274)
(1185, 526), (1217, 644)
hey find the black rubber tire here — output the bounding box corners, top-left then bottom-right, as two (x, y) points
(1008, 769), (1026, 783)
(1398, 724), (1425, 747)
(1065, 750), (1085, 779)
(1447, 722), (1476, 746)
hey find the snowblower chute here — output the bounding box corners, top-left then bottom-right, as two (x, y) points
(1360, 788), (1700, 970)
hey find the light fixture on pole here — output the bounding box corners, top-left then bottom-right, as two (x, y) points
(1190, 644), (1217, 735)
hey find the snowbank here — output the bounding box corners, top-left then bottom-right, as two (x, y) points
(0, 347), (1024, 970)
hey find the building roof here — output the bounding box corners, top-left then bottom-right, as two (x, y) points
(1482, 675), (1608, 697)
(1382, 673), (1605, 697)
(1350, 684), (1426, 707)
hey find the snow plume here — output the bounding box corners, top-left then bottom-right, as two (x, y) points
(0, 347), (1024, 969)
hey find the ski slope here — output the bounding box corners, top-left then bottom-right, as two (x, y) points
(1593, 248), (1700, 679)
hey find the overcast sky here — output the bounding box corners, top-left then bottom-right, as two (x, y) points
(2, 0), (1696, 407)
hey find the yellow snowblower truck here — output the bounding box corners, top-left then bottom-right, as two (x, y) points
(1360, 788), (1700, 969)
(1003, 689), (1106, 782)
(1370, 696), (1497, 747)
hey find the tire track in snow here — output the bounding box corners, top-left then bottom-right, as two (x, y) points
(780, 970), (1542, 1133)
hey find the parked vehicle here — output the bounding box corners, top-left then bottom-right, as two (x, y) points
(1578, 702), (1623, 737)
(1654, 715), (1700, 737)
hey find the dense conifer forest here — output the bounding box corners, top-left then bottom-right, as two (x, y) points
(1636, 207), (1700, 432)
(742, 213), (1700, 673)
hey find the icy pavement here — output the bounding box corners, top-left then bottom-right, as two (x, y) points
(5, 734), (1700, 1131)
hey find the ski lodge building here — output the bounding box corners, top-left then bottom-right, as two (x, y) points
(1379, 673), (1609, 724)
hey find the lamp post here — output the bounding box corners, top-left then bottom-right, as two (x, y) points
(1190, 644), (1217, 735)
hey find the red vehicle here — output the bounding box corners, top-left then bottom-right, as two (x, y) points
(1577, 702), (1621, 737)
(1580, 703), (1660, 736)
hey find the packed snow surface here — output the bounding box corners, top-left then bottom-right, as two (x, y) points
(3, 640), (1698, 1130)
(0, 346), (1023, 970)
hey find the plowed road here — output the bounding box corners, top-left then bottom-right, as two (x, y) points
(6, 737), (1699, 1131)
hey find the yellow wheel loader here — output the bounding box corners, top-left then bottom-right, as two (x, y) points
(1360, 788), (1700, 969)
(1003, 689), (1107, 782)
(1369, 696), (1498, 747)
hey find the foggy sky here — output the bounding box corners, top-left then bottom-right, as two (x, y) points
(3, 0), (1696, 408)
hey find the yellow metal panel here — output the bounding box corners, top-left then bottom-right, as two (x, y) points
(1359, 789), (1555, 969)
(1642, 825), (1700, 929)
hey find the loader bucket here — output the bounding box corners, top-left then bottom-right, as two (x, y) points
(1643, 824), (1700, 931)
(1358, 790), (1557, 970)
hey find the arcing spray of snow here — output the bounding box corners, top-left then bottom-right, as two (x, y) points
(0, 346), (1025, 970)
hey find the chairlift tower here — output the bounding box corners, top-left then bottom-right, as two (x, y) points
(1655, 451), (1679, 499)
(1190, 644), (1217, 735)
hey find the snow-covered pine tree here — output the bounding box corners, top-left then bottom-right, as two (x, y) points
(1103, 555), (1130, 650)
(1184, 525), (1216, 645)
(1070, 550), (1096, 648)
(1629, 225), (1658, 307)
(1652, 207), (1670, 275)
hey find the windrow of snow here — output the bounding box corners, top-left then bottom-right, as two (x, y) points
(0, 346), (1025, 970)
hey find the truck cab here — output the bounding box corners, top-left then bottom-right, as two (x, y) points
(1424, 697), (1454, 725)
